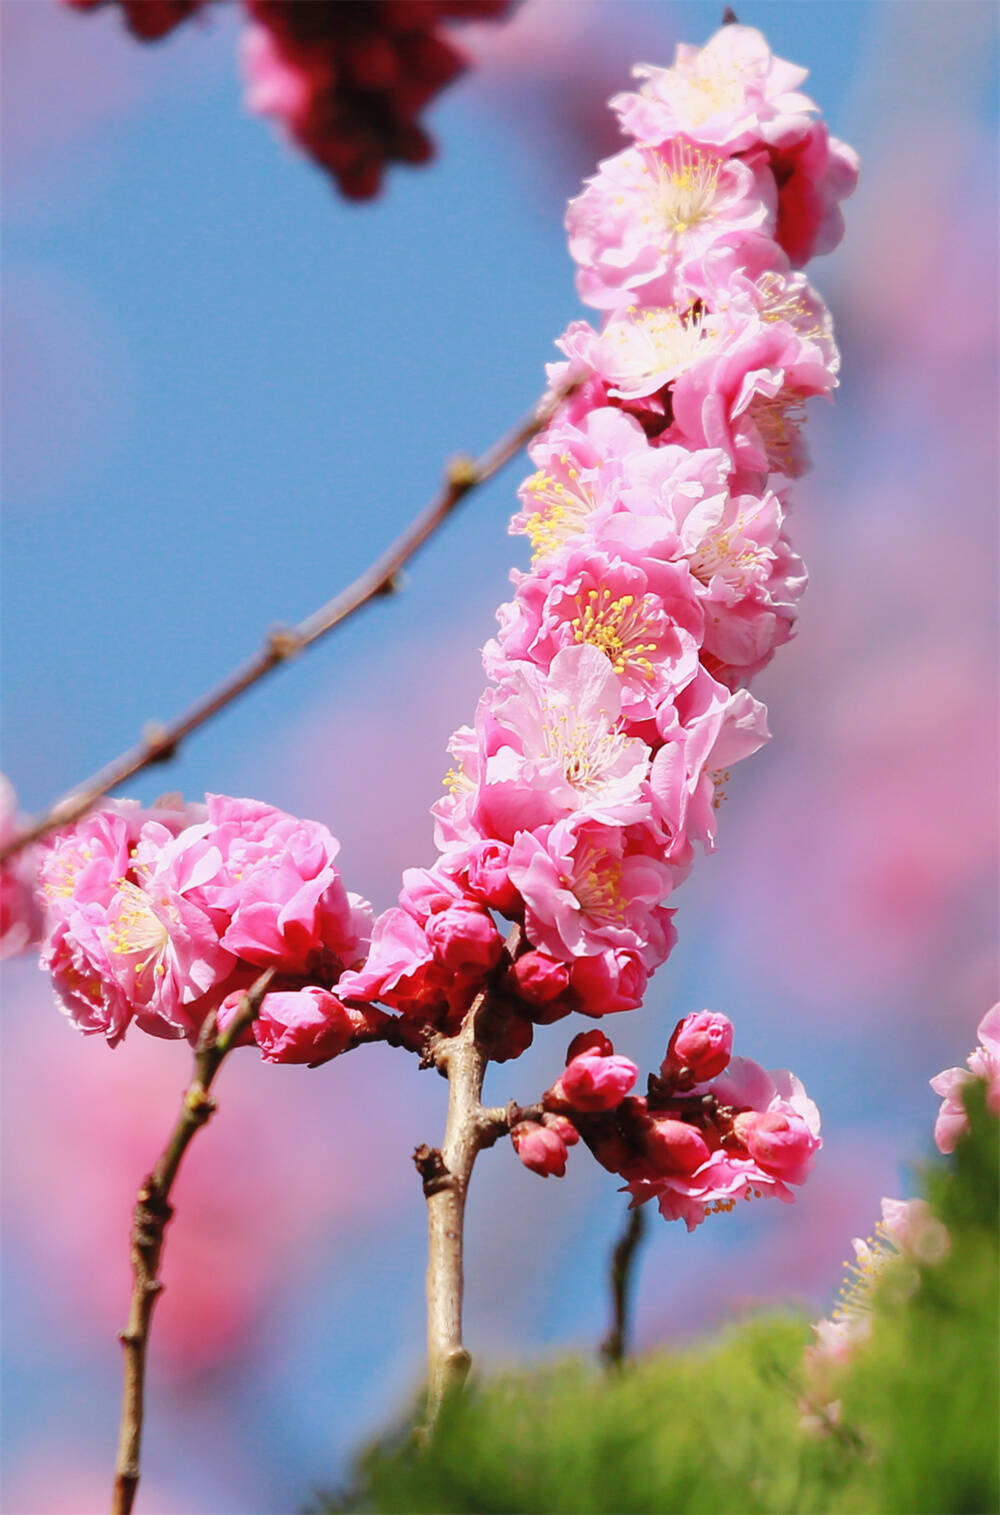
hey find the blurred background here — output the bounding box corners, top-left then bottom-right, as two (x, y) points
(2, 1), (997, 1510)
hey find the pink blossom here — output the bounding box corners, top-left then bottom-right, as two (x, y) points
(557, 307), (733, 406)
(610, 451), (806, 681)
(878, 1197), (950, 1266)
(734, 1107), (819, 1185)
(643, 1116), (712, 1174)
(0, 776), (42, 960)
(218, 984), (388, 1066)
(649, 668), (770, 865)
(468, 644), (654, 843)
(198, 794), (372, 979)
(621, 1054), (821, 1229)
(568, 944), (653, 1016)
(802, 1195), (950, 1428)
(611, 25), (818, 155)
(567, 136), (773, 312)
(336, 906), (454, 1023)
(508, 949), (571, 1009)
(510, 406), (648, 562)
(558, 1044), (638, 1112)
(666, 309), (836, 479)
(508, 817), (673, 967)
(438, 838), (521, 916)
(930, 1003), (1000, 1151)
(423, 900), (503, 974)
(631, 1149), (796, 1233)
(511, 1120), (568, 1177)
(488, 543), (703, 721)
(103, 820), (236, 1036)
(338, 864), (502, 1027)
(39, 806), (150, 1045)
(710, 1056), (822, 1142)
(662, 1010), (733, 1082)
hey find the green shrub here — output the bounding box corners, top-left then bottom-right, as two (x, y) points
(322, 1087), (998, 1515)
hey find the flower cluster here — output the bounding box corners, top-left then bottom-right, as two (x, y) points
(60, 0), (513, 198)
(930, 1003), (1000, 1152)
(510, 1010), (821, 1232)
(35, 793), (379, 1062)
(341, 20), (853, 1217)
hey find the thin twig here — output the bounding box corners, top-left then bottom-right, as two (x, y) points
(110, 969), (274, 1515)
(4, 388), (570, 863)
(600, 1205), (647, 1369)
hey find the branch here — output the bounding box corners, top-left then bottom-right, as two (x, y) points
(3, 388), (571, 863)
(110, 969), (274, 1515)
(599, 1204), (646, 1369)
(416, 990), (489, 1437)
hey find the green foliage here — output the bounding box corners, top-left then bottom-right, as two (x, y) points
(322, 1090), (998, 1515)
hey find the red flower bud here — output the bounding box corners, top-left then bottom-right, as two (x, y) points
(662, 1012), (733, 1083)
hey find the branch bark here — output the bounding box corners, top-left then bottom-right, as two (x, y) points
(4, 387), (572, 863)
(600, 1204), (646, 1369)
(110, 969), (274, 1515)
(417, 992), (489, 1432)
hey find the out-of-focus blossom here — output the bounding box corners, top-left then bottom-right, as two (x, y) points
(61, 0), (204, 42)
(0, 776), (43, 960)
(60, 0), (514, 199)
(930, 1003), (1000, 1152)
(800, 1195), (950, 1432)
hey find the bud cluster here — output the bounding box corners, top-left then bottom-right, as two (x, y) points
(511, 1012), (821, 1232)
(60, 0), (513, 198)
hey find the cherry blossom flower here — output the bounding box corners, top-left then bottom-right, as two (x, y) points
(930, 1004), (1000, 1152)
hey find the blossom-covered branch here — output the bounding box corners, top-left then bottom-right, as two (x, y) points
(18, 17), (858, 1470)
(0, 385), (567, 870)
(111, 968), (274, 1515)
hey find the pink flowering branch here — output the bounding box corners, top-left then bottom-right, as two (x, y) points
(15, 16), (860, 1485)
(111, 968), (274, 1515)
(1, 386), (569, 867)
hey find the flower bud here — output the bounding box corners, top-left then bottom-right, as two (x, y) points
(509, 950), (571, 1007)
(219, 985), (384, 1066)
(662, 1011), (733, 1083)
(511, 1121), (567, 1177)
(463, 840), (521, 916)
(491, 1011), (535, 1063)
(569, 949), (647, 1015)
(736, 1109), (818, 1184)
(644, 1117), (711, 1175)
(566, 1029), (613, 1061)
(542, 1112), (579, 1147)
(561, 1050), (638, 1113)
(424, 901), (502, 974)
